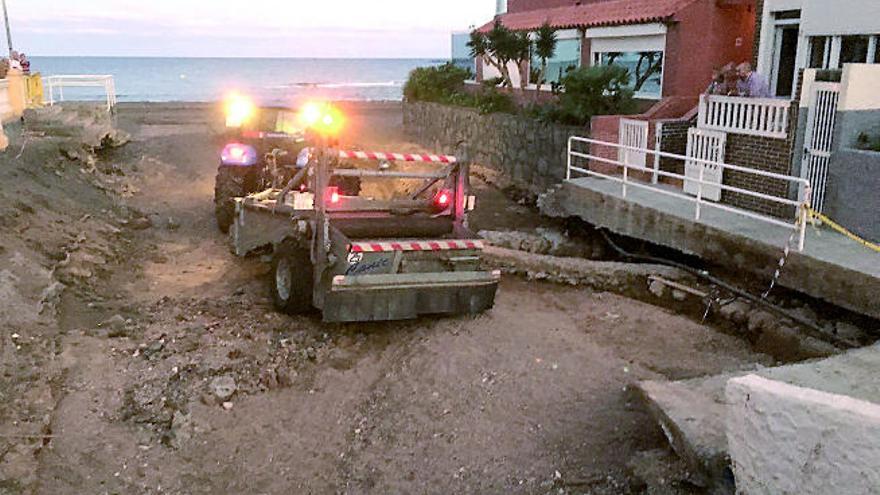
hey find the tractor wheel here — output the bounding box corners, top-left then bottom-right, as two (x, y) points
(271, 240), (314, 315)
(214, 166), (245, 234)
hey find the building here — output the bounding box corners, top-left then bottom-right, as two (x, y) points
(475, 0), (758, 101)
(756, 0), (880, 98)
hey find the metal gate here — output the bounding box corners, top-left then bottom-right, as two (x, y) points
(684, 128), (727, 202)
(619, 118), (649, 169)
(801, 82), (841, 213)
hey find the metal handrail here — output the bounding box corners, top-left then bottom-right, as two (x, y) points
(566, 136), (812, 252)
(44, 74), (117, 111)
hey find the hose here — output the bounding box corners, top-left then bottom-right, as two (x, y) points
(597, 229), (858, 349)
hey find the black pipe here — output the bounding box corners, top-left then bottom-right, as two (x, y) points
(597, 229), (857, 349)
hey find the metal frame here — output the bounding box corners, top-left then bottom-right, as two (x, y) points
(566, 136), (812, 252)
(44, 75), (117, 111)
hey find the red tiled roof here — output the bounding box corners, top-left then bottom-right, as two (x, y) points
(478, 0), (701, 32)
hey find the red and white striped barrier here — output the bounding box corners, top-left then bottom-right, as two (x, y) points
(350, 240), (484, 253)
(338, 151), (457, 164)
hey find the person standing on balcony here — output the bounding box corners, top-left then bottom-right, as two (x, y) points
(18, 53), (29, 75)
(706, 63), (736, 95)
(736, 63), (770, 98)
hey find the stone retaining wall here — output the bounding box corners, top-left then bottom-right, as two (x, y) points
(403, 101), (585, 192)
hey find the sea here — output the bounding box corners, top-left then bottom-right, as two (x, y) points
(30, 57), (444, 104)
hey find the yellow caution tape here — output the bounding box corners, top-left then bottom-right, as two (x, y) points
(807, 207), (880, 254)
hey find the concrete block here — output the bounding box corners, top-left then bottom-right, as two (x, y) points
(726, 375), (880, 495)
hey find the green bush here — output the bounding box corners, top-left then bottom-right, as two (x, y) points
(856, 132), (880, 152)
(403, 63), (470, 104)
(534, 65), (636, 126)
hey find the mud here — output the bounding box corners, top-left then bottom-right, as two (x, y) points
(0, 102), (775, 494)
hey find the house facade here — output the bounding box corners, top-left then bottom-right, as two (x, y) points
(755, 0), (880, 98)
(476, 0), (757, 101)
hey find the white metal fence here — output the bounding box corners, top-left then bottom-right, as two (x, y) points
(698, 94), (791, 139)
(44, 75), (117, 111)
(684, 128), (727, 202)
(566, 136), (812, 251)
(618, 118), (649, 168)
(801, 82), (841, 214)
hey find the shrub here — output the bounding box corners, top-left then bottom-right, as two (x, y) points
(856, 132), (880, 152)
(535, 65), (636, 126)
(472, 87), (517, 115)
(403, 63), (470, 104)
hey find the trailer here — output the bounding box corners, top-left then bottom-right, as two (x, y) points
(230, 144), (500, 323)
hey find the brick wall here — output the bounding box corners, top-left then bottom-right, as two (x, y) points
(657, 119), (694, 185)
(721, 105), (799, 219)
(752, 0), (764, 67)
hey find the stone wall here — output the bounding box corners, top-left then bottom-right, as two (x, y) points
(403, 101), (585, 192)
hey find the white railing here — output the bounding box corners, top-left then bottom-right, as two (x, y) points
(44, 75), (117, 111)
(566, 136), (812, 251)
(698, 94), (791, 139)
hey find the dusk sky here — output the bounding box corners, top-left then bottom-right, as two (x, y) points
(9, 1), (496, 58)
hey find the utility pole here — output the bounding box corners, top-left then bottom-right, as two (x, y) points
(1, 0), (12, 56)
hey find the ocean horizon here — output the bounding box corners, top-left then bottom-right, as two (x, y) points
(30, 56), (447, 104)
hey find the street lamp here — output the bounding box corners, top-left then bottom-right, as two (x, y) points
(1, 0), (12, 57)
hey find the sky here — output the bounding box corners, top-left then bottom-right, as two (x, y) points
(7, 1), (496, 58)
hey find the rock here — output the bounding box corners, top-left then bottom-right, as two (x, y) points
(747, 310), (776, 334)
(128, 217), (153, 231)
(671, 290), (688, 302)
(648, 280), (667, 299)
(834, 322), (864, 342)
(210, 375), (237, 401)
(102, 314), (127, 331)
(719, 300), (751, 326)
(169, 411), (193, 449)
(789, 305), (819, 324)
(166, 217), (181, 231)
(222, 402), (234, 411)
(755, 325), (801, 361)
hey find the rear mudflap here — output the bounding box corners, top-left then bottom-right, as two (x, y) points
(321, 271), (500, 323)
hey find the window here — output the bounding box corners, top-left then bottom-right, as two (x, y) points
(808, 36), (829, 69)
(839, 35), (871, 68)
(531, 37), (581, 85)
(594, 51), (664, 98)
(451, 33), (475, 77)
(496, 0), (507, 15)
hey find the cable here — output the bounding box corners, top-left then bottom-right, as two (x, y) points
(597, 228), (858, 349)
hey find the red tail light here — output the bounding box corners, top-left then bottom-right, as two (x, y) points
(326, 187), (341, 205)
(433, 189), (452, 210)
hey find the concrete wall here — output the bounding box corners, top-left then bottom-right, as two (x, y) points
(726, 374), (880, 495)
(835, 64), (880, 149)
(403, 101), (584, 192)
(825, 149), (880, 243)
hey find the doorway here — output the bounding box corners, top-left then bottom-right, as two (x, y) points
(772, 26), (800, 97)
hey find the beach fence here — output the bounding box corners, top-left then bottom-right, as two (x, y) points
(43, 75), (117, 111)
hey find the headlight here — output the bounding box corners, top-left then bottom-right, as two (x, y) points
(225, 93), (255, 128)
(221, 143), (258, 166)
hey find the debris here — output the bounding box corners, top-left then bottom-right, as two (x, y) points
(166, 217), (181, 231)
(128, 216), (153, 231)
(210, 375), (237, 401)
(222, 402), (234, 411)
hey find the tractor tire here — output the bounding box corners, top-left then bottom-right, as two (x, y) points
(214, 166), (245, 234)
(271, 240), (314, 315)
